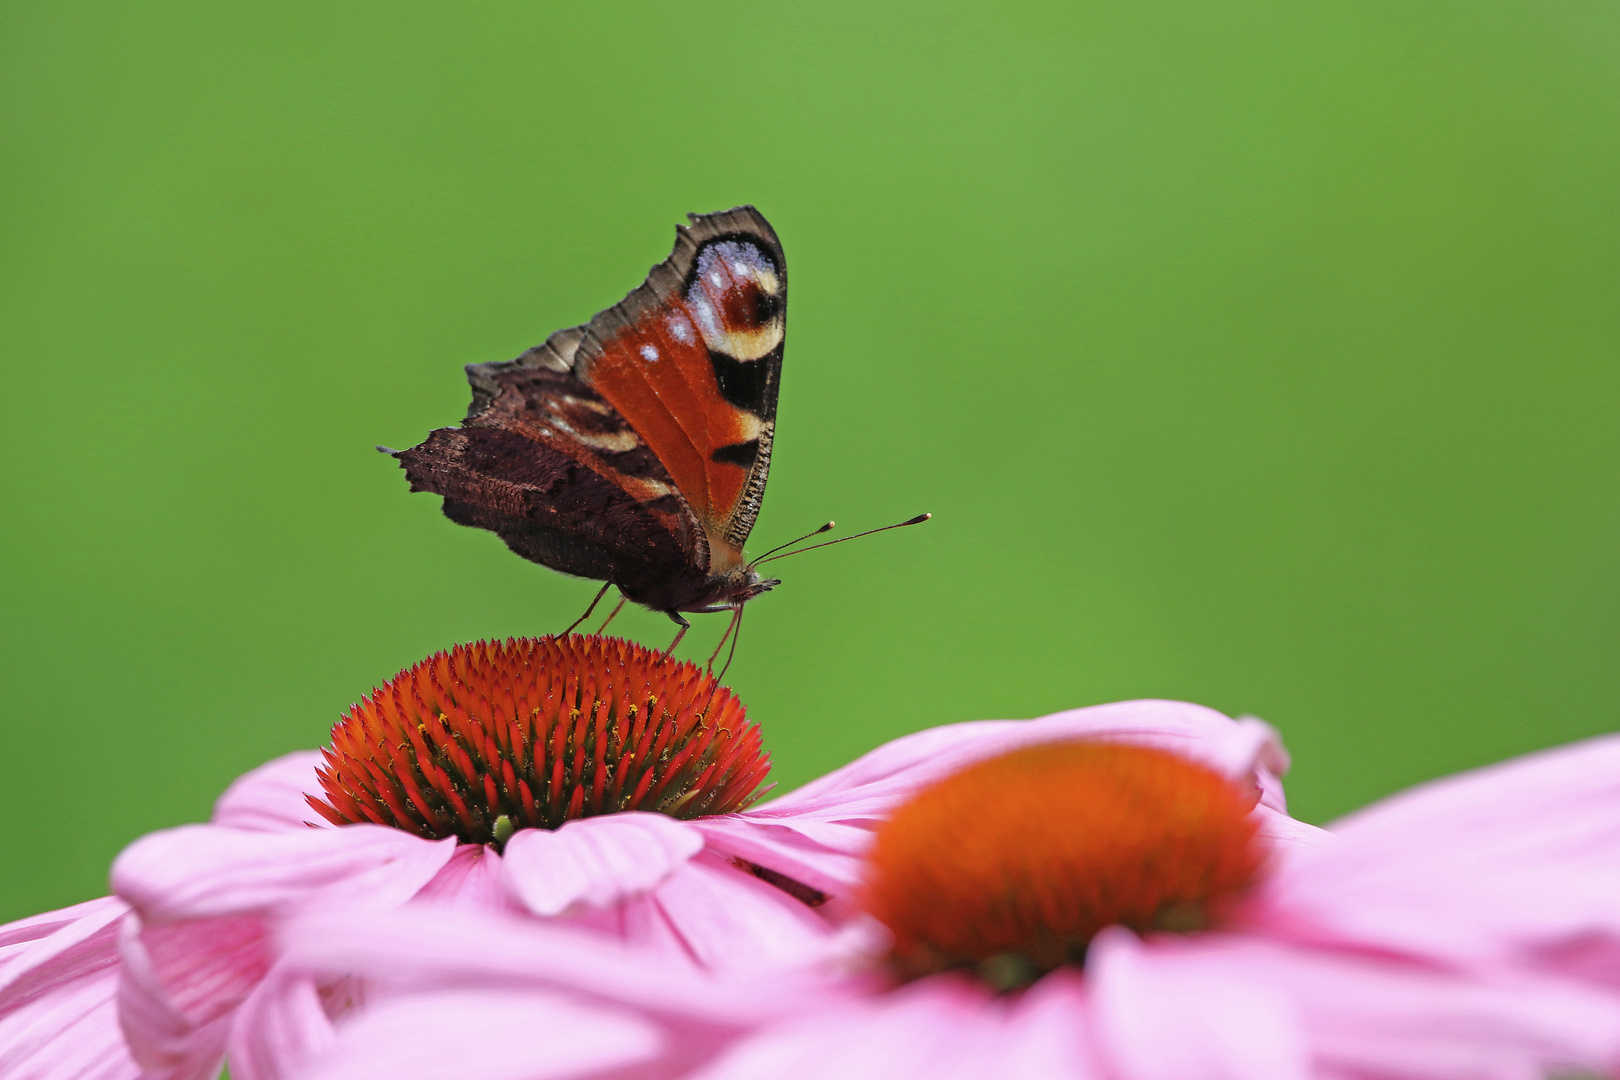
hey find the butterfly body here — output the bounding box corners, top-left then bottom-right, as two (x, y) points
(395, 207), (787, 621)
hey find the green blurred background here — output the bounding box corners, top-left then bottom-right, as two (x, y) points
(2, 0), (1617, 922)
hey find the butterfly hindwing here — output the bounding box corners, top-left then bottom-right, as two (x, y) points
(397, 359), (706, 600)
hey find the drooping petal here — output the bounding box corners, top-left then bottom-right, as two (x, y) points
(116, 915), (233, 1080)
(1163, 934), (1620, 1080)
(112, 826), (456, 1080)
(1258, 732), (1620, 979)
(291, 989), (663, 1080)
(1086, 926), (1311, 1080)
(0, 897), (137, 1080)
(499, 812), (704, 917)
(113, 825), (459, 923)
(211, 752), (328, 832)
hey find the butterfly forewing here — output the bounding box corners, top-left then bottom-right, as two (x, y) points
(571, 207), (785, 571)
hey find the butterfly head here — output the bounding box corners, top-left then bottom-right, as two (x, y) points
(707, 566), (781, 612)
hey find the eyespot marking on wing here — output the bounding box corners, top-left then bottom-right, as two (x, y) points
(686, 240), (784, 362)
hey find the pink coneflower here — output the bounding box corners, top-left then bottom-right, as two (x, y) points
(700, 733), (1620, 1079)
(107, 636), (830, 1080)
(267, 728), (1620, 1080)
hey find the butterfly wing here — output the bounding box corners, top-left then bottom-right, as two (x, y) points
(395, 206), (786, 610)
(559, 206), (785, 578)
(397, 338), (707, 602)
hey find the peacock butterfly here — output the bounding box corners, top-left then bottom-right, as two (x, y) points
(391, 207), (794, 652)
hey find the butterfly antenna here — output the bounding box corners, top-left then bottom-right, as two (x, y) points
(755, 513), (932, 566)
(747, 521), (836, 569)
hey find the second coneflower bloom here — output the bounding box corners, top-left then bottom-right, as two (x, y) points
(687, 734), (1620, 1080)
(863, 741), (1265, 989)
(108, 635), (832, 1080)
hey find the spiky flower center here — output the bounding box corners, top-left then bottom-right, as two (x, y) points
(862, 741), (1264, 990)
(307, 635), (772, 844)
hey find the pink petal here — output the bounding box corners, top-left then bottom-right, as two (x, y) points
(499, 813), (704, 917)
(293, 989), (662, 1080)
(1173, 934), (1620, 1079)
(1002, 971), (1107, 1078)
(691, 816), (866, 901)
(0, 967), (137, 1080)
(772, 702), (1285, 809)
(224, 966), (338, 1080)
(630, 851), (833, 972)
(563, 884), (697, 962)
(0, 897), (137, 1080)
(0, 896), (127, 1011)
(1255, 811), (1331, 858)
(211, 752), (328, 832)
(408, 843), (523, 914)
(113, 825), (459, 923)
(692, 974), (1104, 1080)
(1086, 926), (1311, 1080)
(1259, 732), (1620, 976)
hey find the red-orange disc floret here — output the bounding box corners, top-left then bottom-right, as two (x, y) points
(862, 741), (1264, 988)
(307, 635), (772, 844)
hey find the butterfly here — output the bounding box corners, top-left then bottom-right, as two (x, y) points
(392, 207), (792, 654)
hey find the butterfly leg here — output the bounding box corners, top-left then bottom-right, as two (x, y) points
(664, 611), (691, 656)
(715, 606), (745, 685)
(699, 608), (746, 720)
(596, 594), (628, 634)
(562, 582), (612, 636)
(706, 606), (743, 672)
